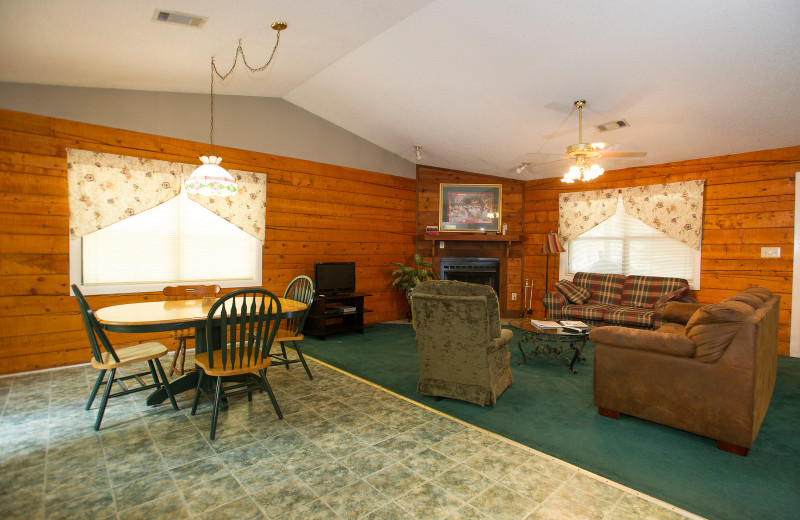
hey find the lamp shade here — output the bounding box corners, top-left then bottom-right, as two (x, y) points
(185, 156), (237, 197)
(543, 232), (566, 254)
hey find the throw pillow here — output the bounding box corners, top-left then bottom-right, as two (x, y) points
(685, 301), (753, 363)
(555, 279), (592, 304)
(653, 287), (689, 310)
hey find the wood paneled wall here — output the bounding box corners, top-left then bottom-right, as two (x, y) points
(0, 109), (416, 375)
(524, 146), (800, 356)
(416, 166), (525, 316)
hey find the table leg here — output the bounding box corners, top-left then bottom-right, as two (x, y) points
(147, 323), (211, 406)
(517, 336), (530, 365)
(147, 371), (199, 405)
(567, 337), (587, 374)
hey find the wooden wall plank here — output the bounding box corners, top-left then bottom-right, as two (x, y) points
(0, 108), (416, 375)
(415, 165), (525, 316)
(523, 145), (800, 356)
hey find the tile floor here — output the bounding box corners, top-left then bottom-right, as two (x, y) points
(0, 356), (700, 520)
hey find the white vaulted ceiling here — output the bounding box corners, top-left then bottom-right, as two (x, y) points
(0, 0), (798, 179)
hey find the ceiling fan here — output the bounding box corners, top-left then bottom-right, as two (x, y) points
(561, 99), (646, 183)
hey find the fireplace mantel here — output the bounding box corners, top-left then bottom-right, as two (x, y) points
(423, 234), (520, 256)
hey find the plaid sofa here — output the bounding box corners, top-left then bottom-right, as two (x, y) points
(543, 272), (692, 329)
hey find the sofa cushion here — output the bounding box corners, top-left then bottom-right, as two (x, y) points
(742, 286), (773, 300)
(605, 306), (656, 328)
(562, 303), (614, 323)
(555, 279), (592, 304)
(590, 325), (696, 357)
(573, 272), (625, 305)
(621, 275), (689, 309)
(686, 301), (753, 363)
(725, 292), (764, 309)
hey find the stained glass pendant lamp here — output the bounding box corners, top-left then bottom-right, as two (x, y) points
(185, 21), (288, 197)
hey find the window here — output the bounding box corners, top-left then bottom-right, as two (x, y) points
(560, 198), (700, 289)
(70, 192), (262, 295)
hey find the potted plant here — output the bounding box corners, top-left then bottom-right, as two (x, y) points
(390, 253), (437, 303)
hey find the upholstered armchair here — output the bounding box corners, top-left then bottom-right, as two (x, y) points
(411, 280), (513, 406)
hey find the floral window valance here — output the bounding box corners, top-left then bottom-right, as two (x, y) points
(67, 149), (267, 242)
(559, 180), (705, 250)
(558, 188), (618, 243)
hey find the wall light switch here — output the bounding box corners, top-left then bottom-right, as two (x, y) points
(440, 241), (445, 248)
(512, 292), (517, 301)
(761, 247), (781, 258)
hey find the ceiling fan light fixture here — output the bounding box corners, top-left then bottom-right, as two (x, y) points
(561, 99), (606, 183)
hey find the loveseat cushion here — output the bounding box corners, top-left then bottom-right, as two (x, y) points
(573, 272), (625, 306)
(654, 287), (690, 311)
(620, 275), (689, 309)
(555, 279), (591, 304)
(686, 301), (753, 363)
(605, 306), (656, 328)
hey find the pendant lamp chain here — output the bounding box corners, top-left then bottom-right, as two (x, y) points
(208, 26), (284, 155)
(187, 21), (286, 197)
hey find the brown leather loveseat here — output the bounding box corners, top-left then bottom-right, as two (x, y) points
(589, 286), (779, 455)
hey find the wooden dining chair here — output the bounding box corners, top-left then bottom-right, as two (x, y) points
(270, 275), (315, 380)
(163, 284), (221, 376)
(72, 285), (179, 430)
(190, 288), (284, 440)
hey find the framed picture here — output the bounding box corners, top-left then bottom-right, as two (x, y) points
(438, 184), (502, 232)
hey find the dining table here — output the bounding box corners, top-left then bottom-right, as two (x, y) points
(95, 296), (308, 405)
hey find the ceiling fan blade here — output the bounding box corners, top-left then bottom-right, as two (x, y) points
(543, 101), (574, 114)
(601, 151), (647, 158)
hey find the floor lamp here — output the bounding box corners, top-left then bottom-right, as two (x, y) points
(543, 233), (566, 318)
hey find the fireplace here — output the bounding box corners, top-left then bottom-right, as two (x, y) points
(440, 257), (500, 295)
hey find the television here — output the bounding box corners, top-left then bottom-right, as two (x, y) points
(314, 262), (356, 295)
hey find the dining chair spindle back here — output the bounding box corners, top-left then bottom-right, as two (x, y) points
(190, 288), (284, 440)
(163, 284), (221, 376)
(271, 275), (315, 380)
(72, 285), (179, 431)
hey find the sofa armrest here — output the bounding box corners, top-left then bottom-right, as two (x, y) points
(543, 291), (567, 320)
(662, 302), (704, 325)
(589, 326), (696, 358)
(489, 328), (513, 353)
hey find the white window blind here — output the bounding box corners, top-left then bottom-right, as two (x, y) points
(75, 191), (261, 294)
(564, 198), (700, 288)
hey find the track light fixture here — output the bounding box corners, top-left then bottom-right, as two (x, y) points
(516, 162), (530, 175)
(414, 146), (423, 161)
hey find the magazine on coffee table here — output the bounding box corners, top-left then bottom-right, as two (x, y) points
(531, 320), (562, 329)
(560, 320), (588, 329)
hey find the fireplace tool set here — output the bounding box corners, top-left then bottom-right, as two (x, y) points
(521, 279), (534, 317)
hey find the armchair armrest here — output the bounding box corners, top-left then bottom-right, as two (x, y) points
(543, 291), (567, 320)
(589, 326), (697, 358)
(662, 302), (704, 325)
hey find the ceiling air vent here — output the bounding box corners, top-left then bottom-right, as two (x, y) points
(153, 9), (207, 28)
(595, 120), (630, 132)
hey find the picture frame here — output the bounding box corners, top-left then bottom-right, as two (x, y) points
(438, 183), (502, 232)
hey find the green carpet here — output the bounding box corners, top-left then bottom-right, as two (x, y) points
(299, 323), (800, 520)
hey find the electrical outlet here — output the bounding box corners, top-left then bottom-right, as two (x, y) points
(439, 241), (445, 248)
(511, 292), (517, 301)
(761, 247), (781, 258)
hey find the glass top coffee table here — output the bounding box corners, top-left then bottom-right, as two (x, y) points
(509, 319), (590, 374)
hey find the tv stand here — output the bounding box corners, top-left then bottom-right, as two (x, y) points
(304, 292), (372, 339)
